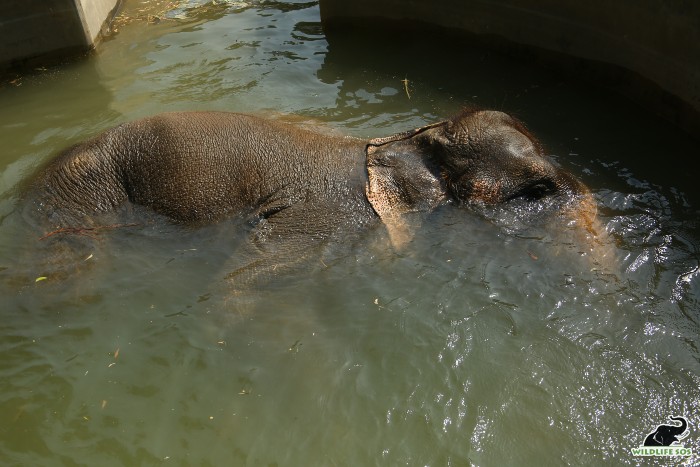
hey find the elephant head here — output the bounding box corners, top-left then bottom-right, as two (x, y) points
(366, 109), (600, 248)
(644, 416), (689, 446)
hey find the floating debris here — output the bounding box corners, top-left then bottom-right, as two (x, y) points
(288, 339), (302, 352)
(402, 78), (411, 99)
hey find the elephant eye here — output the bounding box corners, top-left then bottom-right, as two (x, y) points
(510, 180), (556, 202)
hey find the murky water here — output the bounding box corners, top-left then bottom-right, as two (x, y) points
(1, 1), (699, 465)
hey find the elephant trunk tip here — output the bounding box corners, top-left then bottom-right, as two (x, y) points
(670, 416), (688, 431)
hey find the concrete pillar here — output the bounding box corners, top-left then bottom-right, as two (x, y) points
(320, 0), (700, 138)
(0, 0), (121, 69)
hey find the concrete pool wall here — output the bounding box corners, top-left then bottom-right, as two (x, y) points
(319, 0), (700, 139)
(0, 0), (121, 69)
(1, 1), (697, 138)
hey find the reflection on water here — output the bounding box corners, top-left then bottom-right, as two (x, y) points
(1, 1), (699, 465)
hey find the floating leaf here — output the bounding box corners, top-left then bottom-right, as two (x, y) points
(35, 276), (47, 282)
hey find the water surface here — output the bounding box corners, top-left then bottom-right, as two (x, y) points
(1, 1), (699, 465)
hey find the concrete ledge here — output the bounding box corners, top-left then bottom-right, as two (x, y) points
(0, 0), (121, 70)
(320, 0), (700, 139)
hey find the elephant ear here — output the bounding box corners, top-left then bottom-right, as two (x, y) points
(365, 120), (446, 147)
(365, 145), (410, 249)
(365, 121), (447, 249)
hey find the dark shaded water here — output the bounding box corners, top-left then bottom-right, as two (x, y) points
(1, 1), (699, 465)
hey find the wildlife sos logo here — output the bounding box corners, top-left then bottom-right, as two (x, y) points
(631, 416), (692, 457)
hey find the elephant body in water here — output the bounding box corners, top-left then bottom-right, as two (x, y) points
(23, 109), (602, 283)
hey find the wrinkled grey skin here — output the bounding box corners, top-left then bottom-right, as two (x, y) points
(24, 109), (595, 282)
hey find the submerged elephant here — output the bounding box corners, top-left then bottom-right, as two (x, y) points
(644, 416), (688, 446)
(23, 109), (602, 281)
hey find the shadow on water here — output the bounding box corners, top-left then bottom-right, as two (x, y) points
(0, 2), (699, 465)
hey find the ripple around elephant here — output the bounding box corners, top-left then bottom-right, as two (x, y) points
(20, 108), (609, 283)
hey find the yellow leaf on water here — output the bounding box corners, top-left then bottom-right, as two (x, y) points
(35, 276), (47, 282)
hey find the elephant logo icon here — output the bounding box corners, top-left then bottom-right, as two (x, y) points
(643, 416), (689, 446)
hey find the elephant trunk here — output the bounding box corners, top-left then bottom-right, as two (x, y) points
(670, 416), (688, 435)
(558, 184), (620, 273)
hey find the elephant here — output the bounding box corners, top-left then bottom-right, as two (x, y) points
(643, 416), (689, 446)
(22, 108), (603, 283)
